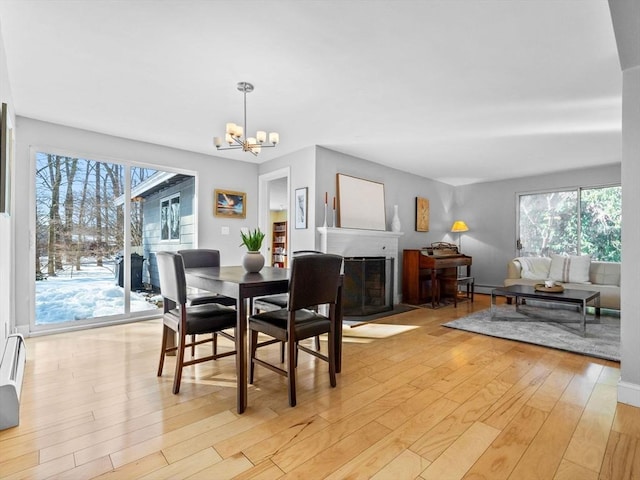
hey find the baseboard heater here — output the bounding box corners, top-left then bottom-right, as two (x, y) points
(0, 334), (26, 430)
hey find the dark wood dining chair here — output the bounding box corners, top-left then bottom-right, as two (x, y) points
(253, 250), (324, 359)
(248, 253), (343, 407)
(177, 249), (236, 307)
(178, 249), (237, 355)
(156, 251), (238, 394)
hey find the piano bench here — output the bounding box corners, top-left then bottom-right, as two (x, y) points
(436, 274), (475, 307)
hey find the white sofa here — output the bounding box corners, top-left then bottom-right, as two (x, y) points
(504, 256), (620, 310)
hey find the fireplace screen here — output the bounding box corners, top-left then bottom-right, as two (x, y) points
(343, 257), (393, 316)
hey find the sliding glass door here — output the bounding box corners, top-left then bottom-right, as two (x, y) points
(33, 152), (189, 329)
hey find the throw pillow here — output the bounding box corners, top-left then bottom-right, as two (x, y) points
(516, 257), (551, 280)
(549, 254), (591, 283)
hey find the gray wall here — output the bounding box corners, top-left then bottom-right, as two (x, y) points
(315, 146), (457, 248)
(455, 164), (622, 292)
(259, 146), (317, 252)
(610, 0), (640, 405)
(314, 146), (458, 288)
(0, 20), (14, 353)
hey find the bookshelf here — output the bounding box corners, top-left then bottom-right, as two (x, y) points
(271, 221), (287, 268)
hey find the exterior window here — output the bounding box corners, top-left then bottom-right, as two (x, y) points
(160, 193), (180, 241)
(517, 185), (621, 261)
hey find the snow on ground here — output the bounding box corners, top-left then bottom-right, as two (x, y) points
(36, 261), (158, 324)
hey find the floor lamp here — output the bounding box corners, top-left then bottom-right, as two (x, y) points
(451, 220), (469, 251)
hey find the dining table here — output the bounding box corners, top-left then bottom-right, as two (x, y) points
(184, 265), (344, 414)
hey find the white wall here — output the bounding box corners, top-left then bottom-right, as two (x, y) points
(14, 117), (259, 333)
(454, 164), (621, 292)
(0, 19), (15, 354)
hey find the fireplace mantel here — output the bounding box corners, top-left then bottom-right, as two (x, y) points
(317, 227), (403, 303)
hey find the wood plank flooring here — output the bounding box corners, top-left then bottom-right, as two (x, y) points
(1, 295), (638, 479)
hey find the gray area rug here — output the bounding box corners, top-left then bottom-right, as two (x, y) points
(443, 305), (620, 362)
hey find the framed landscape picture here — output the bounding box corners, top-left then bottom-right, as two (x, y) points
(295, 187), (307, 229)
(214, 189), (246, 218)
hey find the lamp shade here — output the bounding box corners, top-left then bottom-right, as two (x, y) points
(451, 220), (469, 233)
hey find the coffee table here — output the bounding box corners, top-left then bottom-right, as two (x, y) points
(491, 285), (600, 336)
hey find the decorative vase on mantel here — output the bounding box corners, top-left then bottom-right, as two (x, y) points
(242, 251), (265, 273)
(391, 205), (401, 232)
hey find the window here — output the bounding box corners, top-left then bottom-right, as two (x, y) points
(517, 185), (621, 261)
(160, 193), (180, 241)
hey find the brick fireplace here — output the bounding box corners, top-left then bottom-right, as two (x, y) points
(317, 227), (403, 309)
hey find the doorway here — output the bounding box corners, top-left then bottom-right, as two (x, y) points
(258, 168), (290, 267)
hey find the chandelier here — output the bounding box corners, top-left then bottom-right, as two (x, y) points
(213, 81), (279, 156)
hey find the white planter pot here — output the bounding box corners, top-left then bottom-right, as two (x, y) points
(242, 251), (265, 273)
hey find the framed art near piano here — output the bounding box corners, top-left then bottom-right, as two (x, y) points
(415, 197), (429, 232)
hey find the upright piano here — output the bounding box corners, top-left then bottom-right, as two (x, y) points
(402, 246), (472, 307)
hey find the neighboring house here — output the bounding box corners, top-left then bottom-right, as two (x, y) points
(120, 172), (196, 290)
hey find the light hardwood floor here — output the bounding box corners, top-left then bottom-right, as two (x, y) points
(1, 295), (638, 479)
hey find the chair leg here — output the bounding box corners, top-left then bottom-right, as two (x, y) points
(470, 282), (475, 302)
(280, 341), (285, 363)
(172, 331), (186, 394)
(191, 334), (196, 356)
(287, 337), (297, 407)
(315, 336), (321, 351)
(213, 333), (218, 356)
(328, 328), (337, 388)
(249, 330), (260, 384)
(158, 325), (169, 376)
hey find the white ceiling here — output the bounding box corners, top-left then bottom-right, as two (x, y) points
(0, 0), (622, 186)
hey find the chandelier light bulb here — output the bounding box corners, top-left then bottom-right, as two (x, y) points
(214, 82), (280, 157)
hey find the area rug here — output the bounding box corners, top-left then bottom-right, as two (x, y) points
(344, 304), (417, 327)
(443, 305), (620, 362)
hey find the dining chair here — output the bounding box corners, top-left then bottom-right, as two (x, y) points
(156, 251), (238, 394)
(248, 253), (343, 407)
(178, 248), (237, 355)
(253, 250), (324, 359)
(177, 249), (236, 307)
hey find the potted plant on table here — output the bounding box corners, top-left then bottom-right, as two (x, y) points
(240, 228), (266, 273)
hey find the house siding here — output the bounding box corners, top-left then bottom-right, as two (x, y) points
(142, 177), (195, 289)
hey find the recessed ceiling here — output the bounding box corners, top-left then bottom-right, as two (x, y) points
(0, 0), (622, 185)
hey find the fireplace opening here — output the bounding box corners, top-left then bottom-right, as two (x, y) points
(343, 257), (394, 316)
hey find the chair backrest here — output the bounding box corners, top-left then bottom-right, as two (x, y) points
(178, 249), (221, 269)
(156, 251), (187, 305)
(292, 250), (324, 257)
(288, 254), (343, 311)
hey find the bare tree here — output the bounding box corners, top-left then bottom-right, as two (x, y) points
(74, 162), (94, 270)
(63, 157), (78, 265)
(46, 155), (62, 275)
(95, 161), (103, 266)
